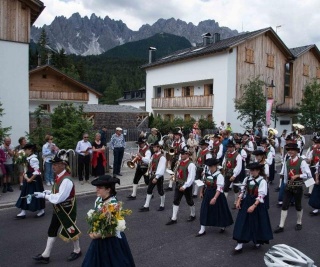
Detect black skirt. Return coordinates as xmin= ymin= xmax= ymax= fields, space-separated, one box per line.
xmin=309 ymin=184 xmax=320 ymax=209
xmin=233 ymin=195 xmax=273 ymax=244
xmin=200 ymin=187 xmax=233 ymax=227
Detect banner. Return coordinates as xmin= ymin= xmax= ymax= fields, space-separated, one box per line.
xmin=266 ymin=99 xmax=274 ymax=126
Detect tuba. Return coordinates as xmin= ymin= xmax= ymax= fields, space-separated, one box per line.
xmin=127 ymin=155 xmax=141 ymax=169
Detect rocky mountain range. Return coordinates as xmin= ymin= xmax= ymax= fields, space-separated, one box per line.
xmin=31 ymin=13 xmax=240 ymax=56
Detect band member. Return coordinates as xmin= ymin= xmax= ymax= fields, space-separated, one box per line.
xmin=193 ymin=139 xmax=212 ymax=198
xmin=260 ymin=138 xmax=275 ymax=184
xmin=242 ymin=131 xmax=254 ymax=165
xmin=196 ymin=158 xmax=233 ymax=237
xmin=210 ymin=133 xmax=223 ymax=163
xmin=234 ymin=138 xmax=247 ymax=184
xmin=164 ymin=130 xmax=186 ymax=191
xmin=233 ymin=162 xmax=273 ymax=253
xmin=127 ymin=137 xmax=152 ymax=200
xmin=166 ymin=146 xmax=196 ymax=225
xmin=306 ymin=134 xmax=320 ymax=199
xmin=139 ymin=140 xmax=167 ymax=212
xmin=33 ymin=153 xmax=81 ymax=264
xmin=222 ymin=140 xmax=242 ymax=208
xmin=274 ymin=143 xmax=312 ymax=233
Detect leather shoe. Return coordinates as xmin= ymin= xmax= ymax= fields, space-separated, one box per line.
xmin=33 ymin=254 xmax=50 ymax=264
xmin=195 ymin=231 xmax=206 ymax=237
xmin=34 ymin=213 xmax=45 ymax=218
xmin=127 ymin=195 xmax=136 ymax=200
xmin=164 ymin=187 xmax=173 ymax=191
xmin=274 ymin=226 xmax=284 ymax=233
xmin=166 ymin=219 xmax=177 ymax=225
xmin=295 ymin=224 xmax=302 ymax=231
xmin=187 ymin=215 xmax=196 ymax=222
xmin=310 ymin=211 xmax=318 ymax=216
xmin=15 ymin=215 xmax=26 ymax=219
xmin=157 ymin=206 xmax=165 ymax=211
xmin=67 ymin=251 xmax=82 ymax=261
xmin=139 ymin=207 xmax=149 ymax=212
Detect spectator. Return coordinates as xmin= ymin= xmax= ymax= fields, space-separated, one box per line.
xmin=15 ymin=136 xmax=27 ymax=190
xmin=0 ymin=147 xmax=6 ymax=184
xmin=92 ymin=132 xmax=106 ymax=177
xmin=99 ymin=126 xmax=107 ymax=146
xmin=187 ymin=133 xmax=198 ymax=162
xmin=75 ymin=133 xmax=92 ymax=184
xmin=218 ymin=121 xmax=226 ymax=133
xmin=42 ymin=135 xmax=59 ymax=186
xmin=147 ymin=128 xmax=159 ymax=145
xmin=226 ymin=122 xmax=233 ymax=133
xmin=1 ymin=137 xmax=15 ymax=193
xmin=110 ymin=127 xmax=126 ymax=178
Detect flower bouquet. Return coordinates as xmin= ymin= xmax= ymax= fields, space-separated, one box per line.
xmin=86 ymin=201 xmax=132 ymax=239
xmin=14 ymin=150 xmax=27 ymax=165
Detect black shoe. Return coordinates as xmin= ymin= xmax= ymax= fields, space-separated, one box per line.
xmin=34 ymin=213 xmax=45 ymax=218
xmin=187 ymin=215 xmax=196 ymax=222
xmin=274 ymin=226 xmax=284 ymax=233
xmin=33 ymin=254 xmax=50 ymax=264
xmin=219 ymin=228 xmax=225 ymax=233
xmin=157 ymin=206 xmax=165 ymax=211
xmin=310 ymin=211 xmax=318 ymax=216
xmin=304 ymin=193 xmax=311 ymax=198
xmin=166 ymin=219 xmax=177 ymax=225
xmin=67 ymin=251 xmax=82 ymax=261
xmin=139 ymin=207 xmax=149 ymax=212
xmin=164 ymin=187 xmax=173 ymax=191
xmin=274 ymin=187 xmax=280 ymax=192
xmin=127 ymin=195 xmax=136 ymax=200
xmin=7 ymin=186 xmax=13 ymax=192
xmin=15 ymin=215 xmax=26 ymax=219
xmin=2 ymin=187 xmax=7 ymax=193
xmin=195 ymin=231 xmax=206 ymax=237
xmin=192 ymin=195 xmax=198 ymax=198
xmin=117 ymin=173 xmax=123 ymax=176
xmin=295 ymin=224 xmax=302 ymax=231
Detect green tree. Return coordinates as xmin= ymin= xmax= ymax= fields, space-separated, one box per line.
xmin=37 ymin=28 xmax=49 ymax=65
xmin=234 ymin=76 xmax=266 ymax=128
xmin=50 ymin=103 xmax=94 ymax=148
xmin=0 ymin=102 xmax=12 ymax=143
xmin=100 ymin=76 xmax=122 ymax=104
xmin=297 ymin=79 xmax=320 ymax=132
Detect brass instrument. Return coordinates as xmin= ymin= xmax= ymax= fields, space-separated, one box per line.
xmin=169 ymin=147 xmax=175 ymax=156
xmin=127 ymin=155 xmax=141 ymax=169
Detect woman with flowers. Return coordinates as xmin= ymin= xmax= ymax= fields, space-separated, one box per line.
xmin=82 ymin=175 xmax=135 ymax=267
xmin=15 ymin=143 xmax=45 ymax=218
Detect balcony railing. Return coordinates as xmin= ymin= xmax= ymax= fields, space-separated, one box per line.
xmin=30 ymin=91 xmax=88 ymax=101
xmin=152 ymin=95 xmax=213 ymax=109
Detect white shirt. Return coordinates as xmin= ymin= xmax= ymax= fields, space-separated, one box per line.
xmin=181 ymin=160 xmax=196 ymax=189
xmin=45 ymin=170 xmax=73 ymax=204
xmin=138 ymin=145 xmax=152 ymax=165
xmin=240 ymin=176 xmax=267 ymax=203
xmin=76 ymin=140 xmax=92 ymax=156
xmin=243 ymin=138 xmax=254 ymax=152
xmin=152 ymin=152 xmax=166 ymax=179
xmin=222 ymin=150 xmax=243 ymax=177
xmin=280 ymin=156 xmax=312 ymax=183
xmin=205 ymin=170 xmax=224 ymax=192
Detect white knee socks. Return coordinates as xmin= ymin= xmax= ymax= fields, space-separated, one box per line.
xmin=73 ymin=239 xmax=81 ymax=253
xmin=190 ymin=205 xmax=195 ymax=217
xmin=297 ymin=210 xmax=303 ymax=225
xmin=172 ymin=205 xmax=179 ymax=220
xmin=144 ymin=194 xmax=153 ymax=208
xmin=131 ymin=184 xmax=138 ymax=197
xmin=279 ymin=210 xmax=288 ymax=228
xmin=42 ymin=237 xmax=56 ymax=257
xmin=160 ymin=195 xmax=165 ymax=207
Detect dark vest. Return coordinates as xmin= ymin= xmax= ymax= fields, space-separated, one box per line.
xmin=176 ymin=159 xmax=191 ymax=182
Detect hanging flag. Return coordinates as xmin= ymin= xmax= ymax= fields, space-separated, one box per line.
xmin=266 ymin=99 xmax=274 ymax=126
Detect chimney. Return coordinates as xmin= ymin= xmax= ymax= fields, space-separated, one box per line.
xmin=213 ymin=33 xmax=221 ymax=43
xmin=202 ymin=33 xmax=212 ymax=46
xmin=149 ymin=47 xmax=157 ymax=63
xmin=37 ymin=54 xmax=41 ymax=67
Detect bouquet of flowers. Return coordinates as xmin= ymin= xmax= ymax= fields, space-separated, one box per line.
xmin=14 ymin=150 xmax=27 ymax=165
xmin=86 ymin=201 xmax=132 ymax=239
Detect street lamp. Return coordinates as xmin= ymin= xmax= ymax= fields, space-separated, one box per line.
xmin=265 ymin=79 xmax=275 ymax=127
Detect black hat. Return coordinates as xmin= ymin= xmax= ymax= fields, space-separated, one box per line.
xmin=246 ymin=162 xmax=264 ymax=170
xmin=173 ymin=130 xmax=182 ymax=136
xmin=252 ymin=149 xmax=266 ymax=156
xmin=136 ymin=137 xmax=146 ymax=144
xmin=23 ymin=143 xmax=36 ymax=151
xmin=285 ymin=133 xmax=294 ymax=141
xmin=151 ymin=140 xmax=162 ymax=147
xmin=285 ymin=143 xmax=300 ymax=152
xmin=226 ymin=140 xmax=235 ymax=147
xmin=213 ymin=133 xmax=221 ymax=139
xmin=260 ymin=138 xmax=269 ymax=145
xmin=180 ymin=145 xmax=191 ymax=155
xmin=50 ymin=149 xmax=71 ymax=164
xmin=243 ymin=131 xmax=250 ymax=136
xmin=199 ymin=139 xmax=209 ymax=146
xmin=234 ymin=138 xmax=242 ymax=144
xmin=205 ymin=158 xmax=220 ymax=166
xmin=91 ymin=175 xmax=120 ymax=186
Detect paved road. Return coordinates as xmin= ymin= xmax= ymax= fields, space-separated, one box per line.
xmin=0 ymin=178 xmax=319 ymax=267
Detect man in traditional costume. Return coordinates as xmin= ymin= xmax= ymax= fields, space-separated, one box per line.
xmin=33 ymin=153 xmax=81 ymax=264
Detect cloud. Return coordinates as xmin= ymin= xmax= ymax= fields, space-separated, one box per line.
xmin=35 ymin=0 xmax=320 ymax=48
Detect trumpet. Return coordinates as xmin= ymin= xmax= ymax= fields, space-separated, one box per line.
xmin=127 ymin=155 xmax=141 ymax=169
xmin=169 ymin=147 xmax=175 ymax=156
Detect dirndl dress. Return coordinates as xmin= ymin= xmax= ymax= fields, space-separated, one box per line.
xmin=309 ymin=184 xmax=320 ymax=209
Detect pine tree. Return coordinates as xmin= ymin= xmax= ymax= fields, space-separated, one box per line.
xmin=0 ymin=102 xmax=12 ymax=143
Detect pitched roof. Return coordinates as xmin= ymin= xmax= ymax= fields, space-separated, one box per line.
xmin=142 ymin=27 xmax=293 ymax=69
xmin=20 ymin=0 xmax=45 ymax=24
xmin=29 ymin=65 xmax=103 ymax=97
xmin=290 ymin=44 xmax=320 ymax=61
xmin=74 ymin=104 xmax=146 ymax=113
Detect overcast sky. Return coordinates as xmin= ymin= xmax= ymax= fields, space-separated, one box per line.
xmin=35 ymin=0 xmax=320 ymax=49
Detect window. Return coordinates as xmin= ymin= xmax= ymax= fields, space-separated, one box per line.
xmin=182 ymin=86 xmax=194 ymax=97
xmin=164 ymin=88 xmax=174 ymax=98
xmin=39 ymin=104 xmax=50 ymax=112
xmin=245 ymin=48 xmax=254 ymax=63
xmin=42 ymin=74 xmax=47 ymax=79
xmin=266 ymin=54 xmax=275 ymax=68
xmin=184 ymin=114 xmax=191 ymax=121
xmin=303 ymin=64 xmax=309 ymax=76
xmin=164 ymin=114 xmax=174 ymax=121
xmin=316 ymin=67 xmax=320 ymax=79
xmin=284 ymin=63 xmax=292 ymax=97
xmin=204 ymin=84 xmax=213 ymax=96
xmin=156 ymin=87 xmax=161 ymax=97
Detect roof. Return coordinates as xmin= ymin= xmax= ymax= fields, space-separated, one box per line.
xmin=29 ymin=65 xmax=103 ymax=97
xmin=74 ymin=104 xmax=146 ymax=113
xmin=142 ymin=27 xmax=293 ymax=69
xmin=19 ymin=0 xmax=45 ymax=25
xmin=290 ymin=45 xmax=320 ymax=61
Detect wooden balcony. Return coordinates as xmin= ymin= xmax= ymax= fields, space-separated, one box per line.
xmin=30 ymin=91 xmax=88 ymax=101
xmin=152 ymin=95 xmax=213 ymax=109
